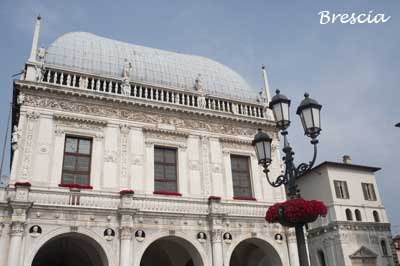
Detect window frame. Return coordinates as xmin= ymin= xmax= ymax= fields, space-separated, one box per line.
xmin=334 ymin=180 xmax=350 ymax=199
xmin=362 ymin=183 xmax=377 ymax=201
xmin=230 ymin=154 xmax=253 ymax=199
xmin=61 ymin=135 xmax=93 ymax=186
xmin=154 ymin=146 xmax=178 ymax=193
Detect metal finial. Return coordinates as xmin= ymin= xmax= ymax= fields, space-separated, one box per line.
xmin=304 ymin=92 xmax=309 ymax=98
xmin=275 ymin=89 xmax=280 ymax=94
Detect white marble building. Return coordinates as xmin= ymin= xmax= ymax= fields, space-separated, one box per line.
xmin=297 ymin=156 xmax=396 ymax=266
xmin=0 ymin=16 xmax=300 ymax=266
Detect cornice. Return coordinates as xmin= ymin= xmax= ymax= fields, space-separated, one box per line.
xmin=307 ymin=221 xmax=391 ymax=238
xmin=53 ymin=113 xmax=108 ymax=126
xmin=143 ymin=127 xmax=189 ymax=137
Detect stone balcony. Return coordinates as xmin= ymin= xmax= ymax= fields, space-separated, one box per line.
xmin=0 ymin=186 xmax=272 ymax=219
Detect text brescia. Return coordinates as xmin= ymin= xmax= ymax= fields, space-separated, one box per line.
xmin=318 ymin=10 xmax=391 ymax=24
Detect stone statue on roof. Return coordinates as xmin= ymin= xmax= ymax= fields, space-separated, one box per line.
xmin=122 ymin=59 xmax=132 ymax=80
xmin=195 ymin=74 xmax=206 ymax=109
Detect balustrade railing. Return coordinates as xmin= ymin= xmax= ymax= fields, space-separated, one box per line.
xmin=6 ymin=187 xmax=269 ymax=218
xmin=38 ymin=66 xmax=265 ymax=119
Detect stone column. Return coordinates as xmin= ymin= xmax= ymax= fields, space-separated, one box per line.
xmin=287 ymin=228 xmax=300 ymax=266
xmin=119 ymin=194 xmax=134 ymax=266
xmin=211 ymin=229 xmax=223 ymax=266
xmin=7 ymin=222 xmax=25 ymax=266
xmin=120 ymin=226 xmax=132 ymax=266
xmin=208 ymin=198 xmax=225 ymax=266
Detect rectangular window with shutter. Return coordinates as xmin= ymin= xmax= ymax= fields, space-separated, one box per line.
xmin=362 ymin=183 xmax=377 ymax=201
xmin=333 ymin=180 xmax=349 ymax=199
xmin=231 ymin=155 xmax=252 ymax=198
xmin=154 ymin=146 xmax=178 ymax=193
xmin=61 ymin=136 xmax=92 ymax=185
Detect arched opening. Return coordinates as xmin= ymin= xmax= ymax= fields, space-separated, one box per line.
xmin=346 ymin=208 xmax=353 ymax=221
xmin=373 ymin=211 xmax=380 ymax=222
xmin=229 ymin=238 xmax=282 ymax=266
xmin=140 ymin=236 xmax=203 ymax=266
xmin=32 ymin=232 xmax=108 ymax=266
xmin=317 ymin=250 xmax=327 ymax=266
xmin=381 ymin=240 xmax=388 ymax=256
xmin=355 ymin=209 xmax=362 ymax=221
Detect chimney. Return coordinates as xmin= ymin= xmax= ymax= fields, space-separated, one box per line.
xmin=343 ymin=155 xmax=352 ymax=164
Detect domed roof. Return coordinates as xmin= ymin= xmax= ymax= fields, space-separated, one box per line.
xmin=45 ymin=32 xmax=258 ymax=102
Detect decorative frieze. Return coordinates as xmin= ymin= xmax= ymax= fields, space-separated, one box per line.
xmin=20 ymin=111 xmax=39 ymax=179
xmin=23 ymin=94 xmax=272 ymax=137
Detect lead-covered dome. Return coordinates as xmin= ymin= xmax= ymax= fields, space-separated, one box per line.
xmin=45 ymin=32 xmax=258 ymax=102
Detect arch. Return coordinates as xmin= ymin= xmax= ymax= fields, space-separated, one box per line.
xmin=373 ymin=211 xmax=380 ymax=222
xmin=345 ymin=208 xmax=353 ymax=221
xmin=317 ymin=250 xmax=327 ymax=266
xmin=355 ymin=209 xmax=362 ymax=221
xmin=381 ymin=240 xmax=388 ymax=256
xmin=227 ymin=237 xmax=283 ymax=266
xmin=134 ymin=231 xmax=208 ymax=266
xmin=24 ymin=227 xmax=117 ymax=266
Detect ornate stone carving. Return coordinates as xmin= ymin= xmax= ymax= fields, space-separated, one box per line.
xmin=212 ymin=163 xmax=223 ymax=173
xmin=131 ymin=155 xmax=144 ymax=165
xmin=211 ymin=229 xmax=222 ymax=243
xmin=120 ymin=124 xmax=130 ymax=187
xmin=23 ymin=94 xmax=268 ymax=137
xmin=10 ymin=222 xmax=25 ymax=237
xmin=17 ymin=93 xmax=25 ymax=105
xmin=11 ymin=125 xmax=22 ymax=151
xmin=189 ymin=160 xmax=200 ymax=171
xmin=104 ymin=150 xmax=118 ymax=163
xmin=20 ymin=112 xmax=39 ymax=179
xmin=201 ymin=136 xmax=211 ymax=194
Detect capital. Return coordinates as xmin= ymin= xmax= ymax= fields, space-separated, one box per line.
xmin=120 ymin=226 xmax=132 ymax=240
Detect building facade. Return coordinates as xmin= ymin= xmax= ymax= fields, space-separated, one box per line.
xmin=297 ymin=156 xmax=396 ymax=266
xmin=0 ymin=17 xmax=300 ymax=266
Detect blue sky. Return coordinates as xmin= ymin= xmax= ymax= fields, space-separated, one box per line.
xmin=0 ymin=1 xmax=399 ymax=232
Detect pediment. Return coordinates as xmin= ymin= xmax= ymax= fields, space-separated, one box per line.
xmin=349 ymin=246 xmax=378 ymax=259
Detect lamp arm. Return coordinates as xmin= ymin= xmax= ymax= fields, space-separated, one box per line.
xmin=296 ymin=140 xmax=318 ymax=176
xmin=263 ymin=168 xmax=287 ymax=187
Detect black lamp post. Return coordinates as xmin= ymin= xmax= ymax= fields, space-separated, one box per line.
xmin=252 ymin=90 xmax=322 ymax=266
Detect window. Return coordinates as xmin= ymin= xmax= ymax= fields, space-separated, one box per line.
xmin=373 ymin=211 xmax=380 ymax=222
xmin=231 ymin=155 xmax=252 ymax=198
xmin=362 ymin=183 xmax=377 ymax=201
xmin=334 ymin=180 xmax=349 ymax=199
xmin=381 ymin=240 xmax=388 ymax=256
xmin=317 ymin=250 xmax=327 ymax=266
xmin=154 ymin=147 xmax=177 ymax=192
xmin=346 ymin=209 xmax=353 ymax=221
xmin=61 ymin=136 xmax=92 ymax=185
xmin=355 ymin=209 xmax=362 ymax=221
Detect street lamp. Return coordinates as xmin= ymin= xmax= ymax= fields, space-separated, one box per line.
xmin=252 ymin=90 xmax=322 ymax=266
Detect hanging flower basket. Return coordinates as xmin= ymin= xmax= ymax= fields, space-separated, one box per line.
xmin=15 ymin=181 xmax=31 ymax=187
xmin=266 ymin=198 xmax=328 ymax=227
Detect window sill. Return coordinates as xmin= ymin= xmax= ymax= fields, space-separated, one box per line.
xmin=153 ymin=191 xmax=182 ymax=196
xmin=233 ymin=196 xmax=257 ymax=201
xmin=59 ymin=184 xmax=93 ymax=190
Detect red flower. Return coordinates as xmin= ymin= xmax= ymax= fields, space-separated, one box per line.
xmin=208 ymin=196 xmax=221 ymax=201
xmin=15 ymin=181 xmax=31 ymax=187
xmin=120 ymin=189 xmax=134 ymax=195
xmin=233 ymin=196 xmax=257 ymax=201
xmin=266 ymin=198 xmax=328 ymax=226
xmin=153 ymin=191 xmax=182 ymax=196
xmin=59 ymin=183 xmax=93 ymax=189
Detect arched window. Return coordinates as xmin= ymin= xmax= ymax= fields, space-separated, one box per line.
xmin=317 ymin=250 xmax=327 ymax=266
xmin=355 ymin=209 xmax=362 ymax=221
xmin=346 ymin=209 xmax=353 ymax=221
xmin=373 ymin=211 xmax=380 ymax=222
xmin=381 ymin=240 xmax=388 ymax=256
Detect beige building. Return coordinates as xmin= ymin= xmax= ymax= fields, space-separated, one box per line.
xmin=297 ymin=156 xmax=396 ymax=266
xmin=0 ymin=17 xmax=302 ymax=266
